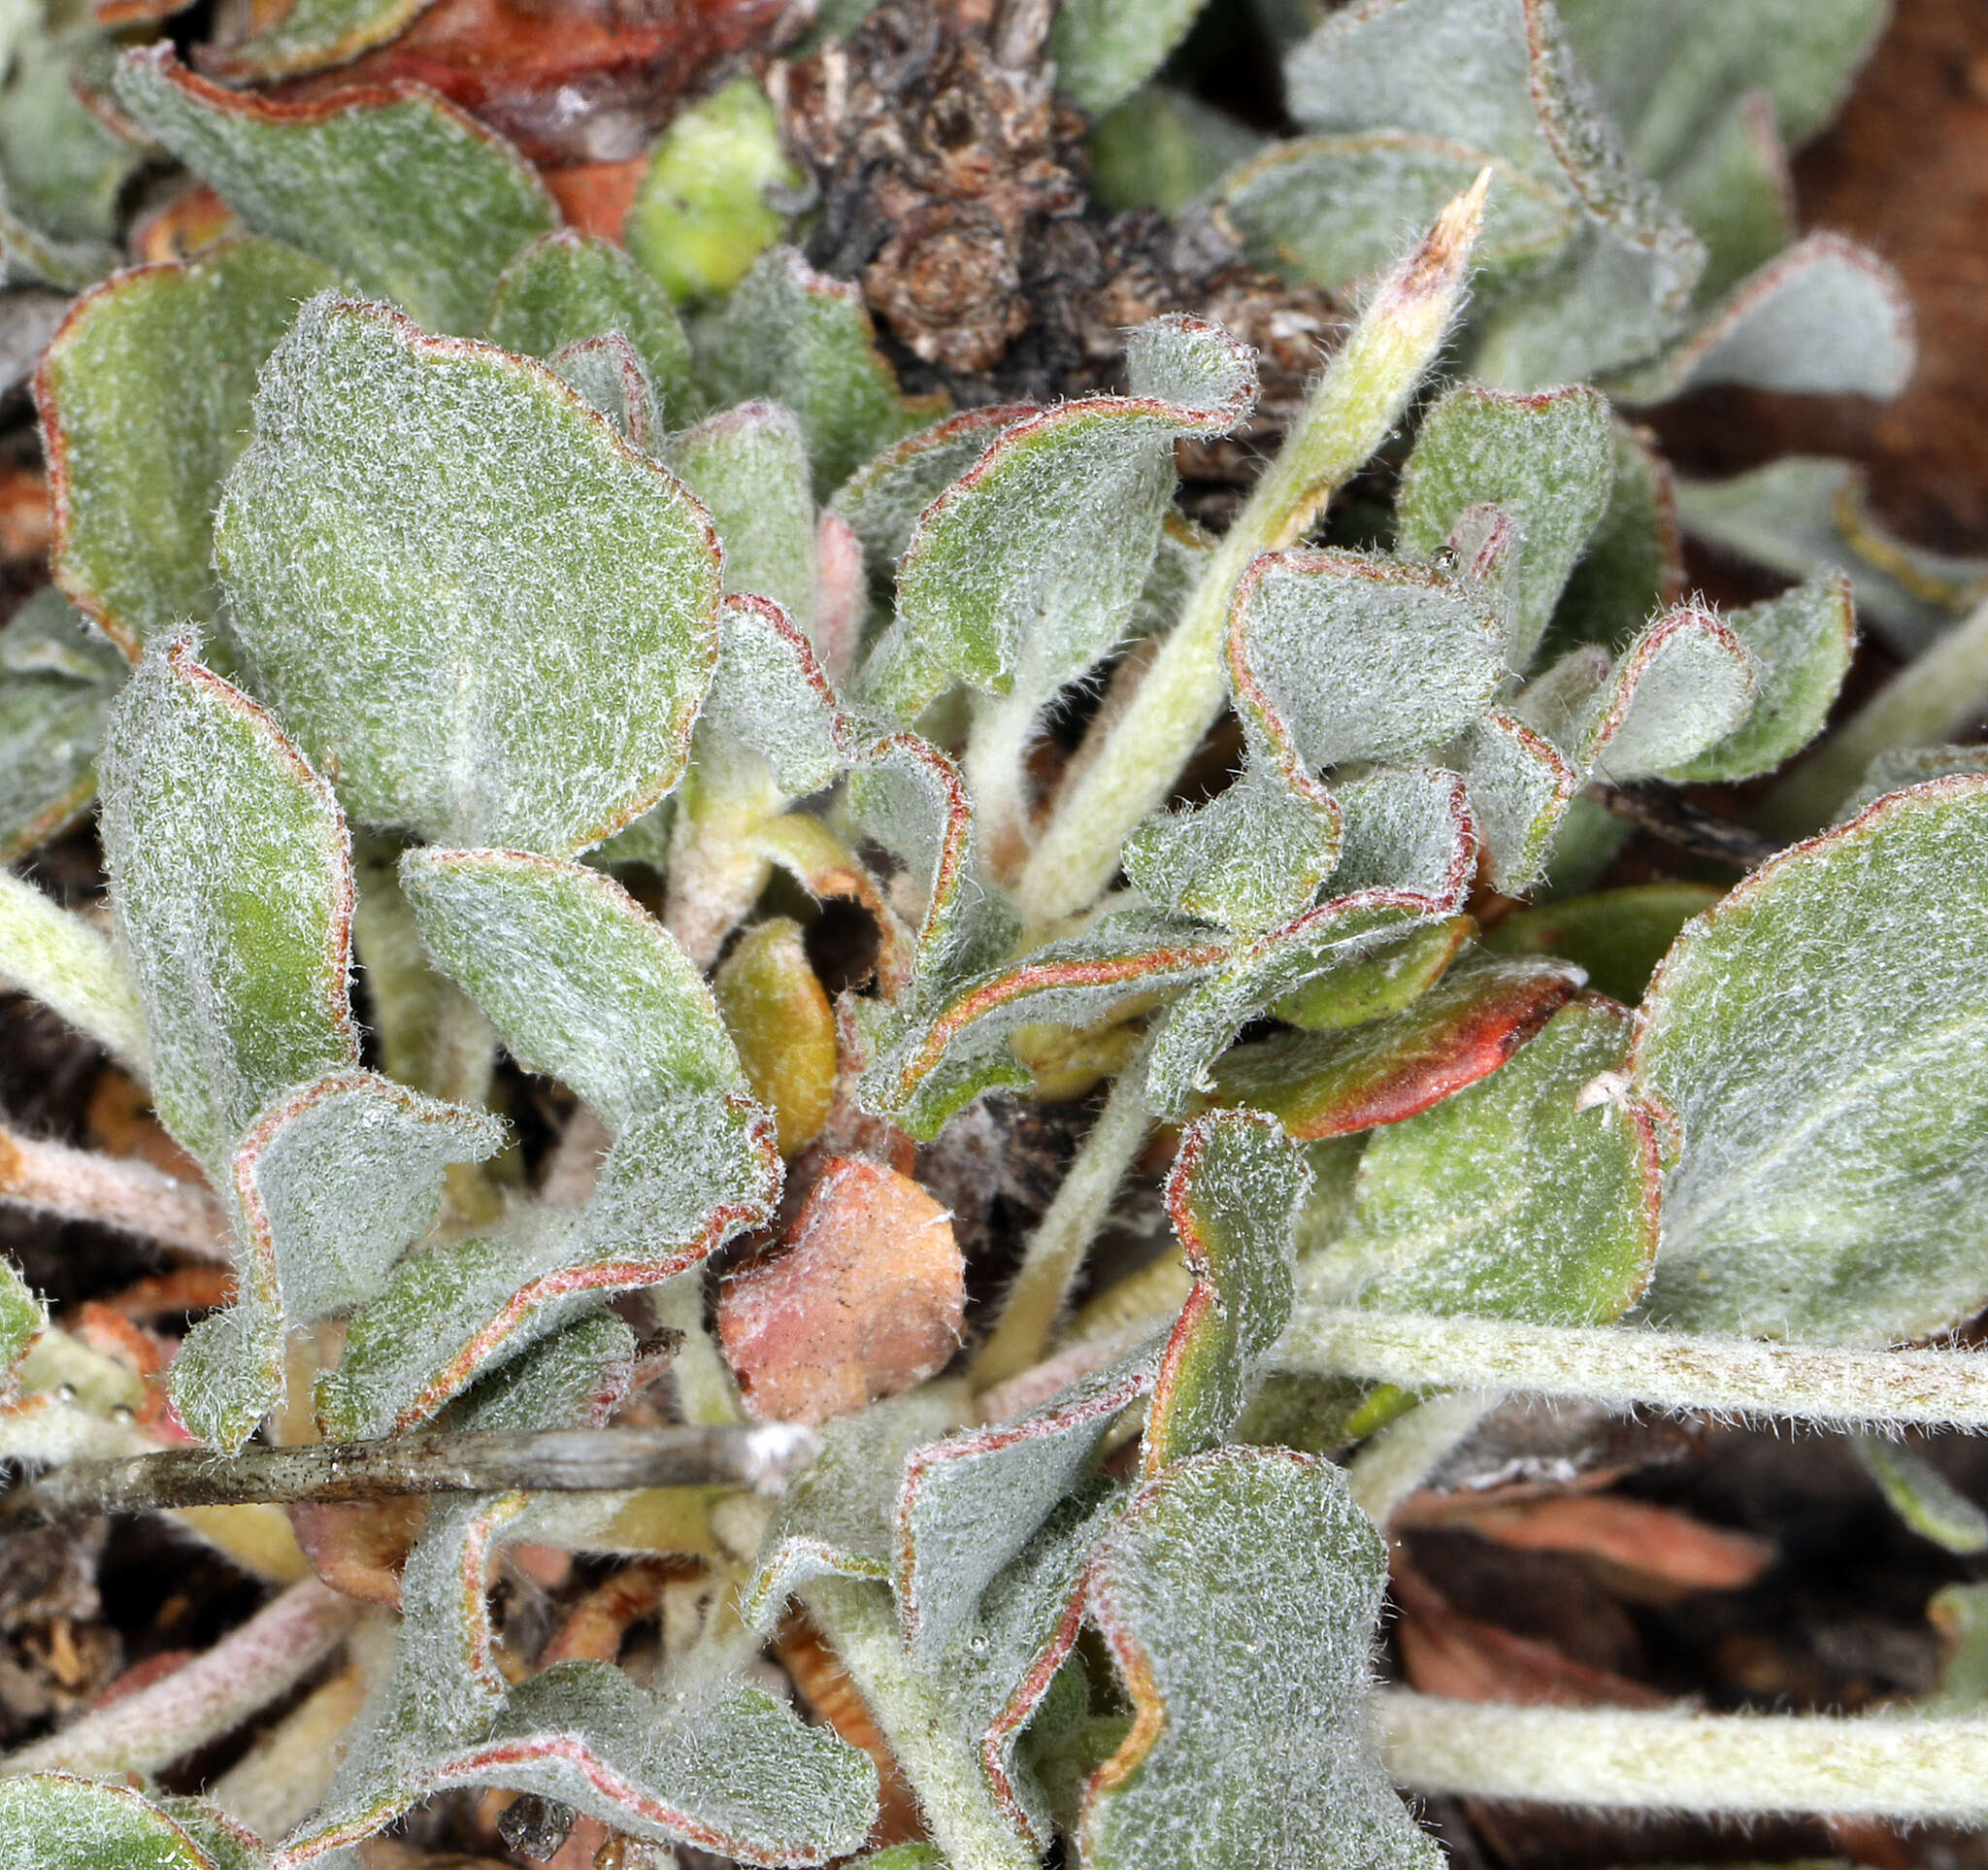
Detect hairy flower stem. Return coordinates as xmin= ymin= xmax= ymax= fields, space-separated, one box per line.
xmin=1284 ymin=1307 xmax=1988 ymax=1427
xmin=1375 ymin=1690 xmax=1988 ymax=1820
xmin=1762 ymin=590 xmax=1988 ymax=834
xmin=1345 ymin=1389 xmax=1502 ymax=1529
xmin=971 ymin=1050 xmax=1155 ymax=1387
xmin=0 ymin=869 xmax=147 ymax=1069
xmin=802 ymin=1577 xmax=1039 ymax=1870
xmin=0 ymin=1121 xmax=230 ymax=1258
xmin=0 ymin=1423 xmax=819 ymax=1525
xmin=1014 ymin=173 xmax=1490 ymax=926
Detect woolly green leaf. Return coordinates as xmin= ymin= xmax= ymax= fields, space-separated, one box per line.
xmin=98 ymin=635 xmax=356 ymax=1175
xmin=859 ymin=909 xmax=1228 ymax=1141
xmin=0 ymin=1776 xmax=253 ymax=1870
xmin=1548 ymin=421 xmax=1681 ymax=656
xmin=1661 ymin=88 xmax=1795 ymax=305
xmin=626 ymin=77 xmax=797 ymax=306
xmin=1144 ymin=770 xmax=1477 ymax=1116
xmin=1664 ymin=571 xmax=1854 ymax=782
xmin=1837 ymin=744 xmax=1988 ymax=823
xmin=1271 ymin=917 xmax=1470 ymax=1032
xmin=485 ymin=229 xmax=691 ymax=415
xmin=1482 ymin=880 xmax=1722 ymax=1005
xmin=1453 ymin=708 xmax=1576 ymax=893
xmin=1220 ymin=134 xmax=1572 ymax=294
xmin=0 ymin=868 xmax=145 ymax=1067
xmin=1225 ymin=549 xmax=1505 ymax=776
xmin=898 ymin=1355 xmax=1155 ymax=1662
xmin=111 ymin=47 xmax=558 ymax=336
xmin=1634 ymin=778 xmax=1988 ymax=1345
xmin=1854 ymin=1434 xmax=1988 ymax=1555
xmin=0 ymin=30 xmax=139 ymax=242
xmin=1570 ymin=603 xmax=1757 ymax=783
xmin=830 ymin=405 xmax=1025 ymax=579
xmin=0 ymin=586 xmax=126 ymax=685
xmin=1554 ymin=0 xmax=1885 ymax=178
xmin=691 ymin=247 xmax=942 ymax=500
xmin=1142 ymin=1110 xmax=1306 ymax=1471
xmin=215 ymin=294 xmax=722 ymax=854
xmin=197 ymin=0 xmax=442 ymax=82
xmin=1395 ymin=382 xmax=1614 ymax=669
xmin=547 ymin=332 xmax=659 ymax=451
xmin=1091 ymin=87 xmax=1266 ymax=216
xmin=1050 ymin=0 xmax=1208 ymax=114
xmin=175 ymin=1066 xmax=500 ymax=1449
xmin=1678 ymin=459 xmax=1988 ymax=659
xmin=40 ymin=237 xmax=337 ymax=656
xmin=400 ymin=848 xmax=743 ymax=1132
xmin=0 ymin=677 xmax=108 ymax=863
xmin=1211 ymin=952 xmax=1585 ymax=1140
xmin=1079 ymin=1447 xmax=1437 ymax=1870
xmin=698 ymin=594 xmax=845 ymax=799
xmin=430 ymin=1659 xmax=879 ymax=1864
xmin=1608 ymin=234 xmax=1913 ymax=404
xmin=0 ymin=198 xmax=115 ymax=291
xmin=744 ymin=1387 xmax=962 ymax=1630
xmin=0 ymin=1254 xmax=43 ymax=1377
xmin=1296 ymin=997 xmax=1660 ymax=1324
xmin=870 ymin=316 xmax=1256 ymax=718
xmin=1123 ymin=758 xmax=1342 ymax=937
xmin=672 ymin=400 xmax=817 ymax=627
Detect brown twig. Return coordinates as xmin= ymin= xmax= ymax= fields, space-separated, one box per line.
xmin=0 ymin=1423 xmax=820 ymax=1527
xmin=1591 ymin=781 xmax=1783 ymax=871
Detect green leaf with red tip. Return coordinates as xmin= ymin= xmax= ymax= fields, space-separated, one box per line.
xmin=691 ymin=247 xmax=943 ymax=500
xmin=699 ymin=594 xmax=846 ymax=800
xmin=1210 ymin=952 xmax=1585 ymax=1140
xmin=1660 ymin=88 xmax=1795 ymax=304
xmin=1124 ymin=758 xmax=1343 ymax=937
xmin=673 ymin=402 xmax=818 ymax=629
xmin=98 ymin=635 xmax=357 ymax=1178
xmin=1395 ymin=383 xmax=1615 ymax=669
xmin=1270 ymin=917 xmax=1471 ymax=1032
xmin=858 ymin=909 xmax=1229 ymax=1140
xmin=110 ymin=46 xmax=557 ymax=336
xmin=1078 ymin=1446 xmax=1438 ymax=1870
xmin=1482 ymin=880 xmax=1723 ymax=1005
xmin=1452 ymin=708 xmax=1576 ymax=893
xmin=1219 ymin=134 xmax=1572 ymax=295
xmin=217 ymin=295 xmax=722 ymax=855
xmin=1050 ymin=0 xmax=1206 ymax=113
xmin=1141 ymin=1110 xmax=1307 ymax=1472
xmin=866 ymin=316 xmax=1256 ymax=720
xmin=0 ymin=1776 xmax=259 ymax=1870
xmin=1225 ymin=548 xmax=1505 ymax=779
xmin=1296 ymin=996 xmax=1660 ymax=1324
xmin=1548 ymin=420 xmax=1682 ymax=655
xmin=1837 ymin=745 xmax=1988 ymax=823
xmin=1633 ymin=778 xmax=1988 ymax=1345
xmin=831 ymin=405 xmax=1028 ymax=580
xmin=0 ymin=594 xmax=118 ymax=859
xmin=196 ymin=0 xmax=444 ymax=83
xmin=485 ymin=229 xmax=690 ymax=415
xmin=1608 ymin=234 xmax=1913 ymax=403
xmin=399 ymin=848 xmax=746 ymax=1134
xmin=1663 ymin=570 xmax=1854 ymax=782
xmin=39 ymin=237 xmax=336 ymax=657
xmin=547 ymin=333 xmax=659 ymax=452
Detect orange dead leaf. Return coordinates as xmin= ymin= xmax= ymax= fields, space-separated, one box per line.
xmin=540 ymin=156 xmax=646 ymax=242
xmin=717 ymin=1155 xmax=963 ymax=1426
xmin=0 ymin=462 xmax=51 ymax=562
xmin=775 ymin=1611 xmax=924 ymax=1848
xmin=289 ymin=1497 xmax=426 ymax=1608
xmin=130 ymin=185 xmax=239 ymax=263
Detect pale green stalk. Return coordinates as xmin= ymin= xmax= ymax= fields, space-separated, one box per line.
xmin=0 ymin=868 xmax=146 ymax=1069
xmin=662 ymin=759 xmax=787 ymax=969
xmin=1376 ymin=1689 xmax=1988 ymax=1820
xmin=1763 ymin=591 xmax=1988 ymax=834
xmin=1014 ymin=172 xmax=1491 ymax=927
xmin=1853 ymin=1433 xmax=1988 ymax=1553
xmin=802 ymin=1577 xmax=1039 ymax=1870
xmin=1283 ymin=1306 xmax=1988 ymax=1428
xmin=650 ymin=1273 xmax=747 ymax=1427
xmin=971 ymin=1048 xmax=1155 ymax=1387
xmin=1345 ymin=1389 xmax=1502 ymax=1530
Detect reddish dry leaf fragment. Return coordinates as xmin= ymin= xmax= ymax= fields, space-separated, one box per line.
xmin=539 ymin=1560 xmax=674 ymax=1665
xmin=130 ymin=185 xmax=241 ymax=264
xmin=289 ymin=1496 xmax=427 ymax=1608
xmin=0 ymin=462 xmax=51 ymax=562
xmin=1437 ymin=1494 xmax=1776 ymax=1593
xmin=1392 ymin=1565 xmax=1668 ymax=1710
xmin=540 ymin=156 xmax=647 ymax=242
xmin=105 ymin=1264 xmax=239 ymax=1319
xmin=269 ymin=0 xmax=793 ymax=166
xmin=775 ymin=1611 xmax=924 ymax=1849
xmin=717 ymin=1155 xmax=963 ymax=1425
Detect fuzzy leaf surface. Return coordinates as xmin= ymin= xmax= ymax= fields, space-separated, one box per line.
xmin=1838 ymin=745 xmax=1988 ymax=822
xmin=98 ymin=636 xmax=356 ymax=1175
xmin=1661 ymin=87 xmax=1795 ymax=304
xmin=111 ymin=46 xmax=557 ymax=335
xmin=40 ymin=237 xmax=336 ymax=656
xmin=1079 ymin=1447 xmax=1437 ymax=1870
xmin=1548 ymin=422 xmax=1681 ymax=654
xmin=547 ymin=333 xmax=659 ymax=451
xmin=0 ymin=868 xmax=146 ymax=1067
xmin=1482 ymin=881 xmax=1722 ymax=1005
xmin=673 ymin=403 xmax=817 ymax=629
xmin=484 ymin=228 xmax=691 ymax=413
xmin=693 ymin=247 xmax=940 ymax=500
xmin=1049 ymin=0 xmax=1205 ymax=113
xmin=0 ymin=675 xmax=109 ymax=863
xmin=0 ymin=1777 xmax=252 ymax=1870
xmin=197 ymin=0 xmax=443 ymax=82
xmin=1297 ymin=997 xmax=1660 ymax=1324
xmin=700 ymin=596 xmax=845 ymax=798
xmin=1394 ymin=383 xmax=1614 ymax=669
xmin=1634 ymin=778 xmax=1988 ymax=1345
xmin=874 ymin=316 xmax=1254 ymax=717
xmin=1271 ymin=918 xmax=1470 ymax=1032
xmin=216 ymin=295 xmax=721 ymax=853
xmin=1453 ymin=709 xmax=1576 ymax=894
xmin=1561 ymin=604 xmax=1757 ymax=783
